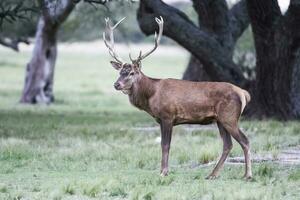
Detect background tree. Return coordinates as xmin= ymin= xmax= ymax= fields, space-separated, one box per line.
xmin=20 ymin=0 xmax=108 ymax=104
xmin=20 ymin=0 xmax=76 ymax=103
xmin=1 ymin=0 xmax=138 ymax=104
xmin=137 ymin=0 xmax=300 ymax=120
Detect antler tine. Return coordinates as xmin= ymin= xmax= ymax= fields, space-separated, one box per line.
xmin=112 ymin=17 xmax=125 ymax=29
xmin=129 ymin=53 xmax=134 ymax=62
xmin=132 ymin=16 xmax=164 ymax=63
xmin=129 ymin=50 xmax=142 ymax=63
xmin=103 ymin=17 xmax=125 ymax=64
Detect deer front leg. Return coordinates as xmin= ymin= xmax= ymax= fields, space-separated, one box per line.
xmin=160 ymin=120 xmax=173 ymax=176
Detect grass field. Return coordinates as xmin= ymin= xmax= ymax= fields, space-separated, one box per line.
xmin=0 ymin=43 xmax=300 ymax=200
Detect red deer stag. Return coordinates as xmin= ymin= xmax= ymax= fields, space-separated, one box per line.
xmin=103 ymin=17 xmax=252 ymax=179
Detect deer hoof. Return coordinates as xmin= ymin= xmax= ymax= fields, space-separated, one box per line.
xmin=243 ymin=174 xmax=253 ymax=180
xmin=205 ymin=174 xmax=218 ymax=180
xmin=160 ymin=169 xmax=169 ymax=177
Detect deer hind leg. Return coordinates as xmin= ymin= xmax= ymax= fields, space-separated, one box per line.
xmin=222 ymin=123 xmax=252 ymax=179
xmin=206 ymin=122 xmax=233 ymax=179
xmin=238 ymin=128 xmax=252 ymax=179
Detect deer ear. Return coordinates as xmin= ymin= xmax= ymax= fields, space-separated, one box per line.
xmin=110 ymin=61 xmax=122 ymax=70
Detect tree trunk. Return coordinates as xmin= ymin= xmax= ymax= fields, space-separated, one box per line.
xmin=246 ymin=0 xmax=300 ymax=119
xmin=290 ymin=49 xmax=300 ymax=117
xmin=20 ymin=0 xmax=75 ymax=104
xmin=20 ymin=17 xmax=57 ymax=103
xmin=183 ymin=56 xmax=211 ymax=81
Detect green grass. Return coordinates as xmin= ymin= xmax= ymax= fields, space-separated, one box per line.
xmin=0 ymin=45 xmax=300 ymax=199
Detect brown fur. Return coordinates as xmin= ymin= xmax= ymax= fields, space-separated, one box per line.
xmin=114 ymin=68 xmax=252 ymax=179
xmin=128 ymin=73 xmax=248 ymax=125
xmin=105 ymin=16 xmax=252 ymax=179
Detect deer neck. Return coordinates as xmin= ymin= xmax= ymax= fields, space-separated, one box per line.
xmin=128 ymin=73 xmax=158 ymax=111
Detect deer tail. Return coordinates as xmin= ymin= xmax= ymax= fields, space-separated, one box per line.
xmin=243 ymin=90 xmax=251 ymax=104
xmin=240 ymin=90 xmax=251 ymax=114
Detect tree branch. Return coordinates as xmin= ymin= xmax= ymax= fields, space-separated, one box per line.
xmin=0 ymin=36 xmax=29 ymax=51
xmin=41 ymin=0 xmax=109 ymax=26
xmin=0 ymin=0 xmax=38 ymax=25
xmin=192 ymin=0 xmax=228 ymax=31
xmin=83 ymin=0 xmax=108 ymax=5
xmin=40 ymin=0 xmax=76 ymax=26
xmin=137 ymin=0 xmax=246 ymax=85
xmin=192 ymin=0 xmax=232 ymax=51
xmin=55 ymin=0 xmax=76 ymax=23
xmin=229 ymin=0 xmax=250 ymax=43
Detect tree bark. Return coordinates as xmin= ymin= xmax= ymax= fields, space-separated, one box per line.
xmin=20 ymin=17 xmax=57 ymax=103
xmin=20 ymin=0 xmax=75 ymax=104
xmin=183 ymin=0 xmax=249 ymax=82
xmin=288 ymin=0 xmax=300 ymax=117
xmin=0 ymin=36 xmax=29 ymax=51
xmin=183 ymin=55 xmax=211 ymax=81
xmin=246 ymin=0 xmax=300 ymax=119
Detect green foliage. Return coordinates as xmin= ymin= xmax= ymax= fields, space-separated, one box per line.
xmin=143 ymin=191 xmax=155 ymax=200
xmin=109 ymin=186 xmax=127 ymax=198
xmin=288 ymin=169 xmax=300 ymax=181
xmin=82 ymin=183 xmax=101 ymax=197
xmin=0 ymin=0 xmax=38 ymax=41
xmin=234 ymin=26 xmax=256 ymax=79
xmin=63 ymin=183 xmax=76 ymax=195
xmin=257 ymin=164 xmax=274 ymax=178
xmin=0 ymin=0 xmax=256 ymax=52
xmin=0 ymin=0 xmax=38 ymax=26
xmin=59 ymin=1 xmax=143 ymax=42
xmin=0 ymin=184 xmax=8 ymax=193
xmin=235 ymin=26 xmax=255 ymax=52
xmin=59 ymin=1 xmax=197 ymax=44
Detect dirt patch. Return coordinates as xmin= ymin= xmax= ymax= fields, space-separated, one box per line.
xmin=132 ymin=126 xmax=160 ymax=133
xmin=132 ymin=124 xmax=217 ymax=133
xmin=226 ymin=146 xmax=300 ymax=165
xmin=188 ymin=147 xmax=300 ymax=169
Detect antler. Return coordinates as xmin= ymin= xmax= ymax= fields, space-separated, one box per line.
xmin=130 ymin=16 xmax=164 ymax=64
xmin=103 ymin=17 xmax=125 ymax=64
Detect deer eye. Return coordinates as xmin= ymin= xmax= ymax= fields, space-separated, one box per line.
xmin=129 ymin=72 xmax=134 ymax=76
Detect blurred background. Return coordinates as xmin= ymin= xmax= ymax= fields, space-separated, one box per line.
xmin=1 ymin=0 xmax=300 ymax=200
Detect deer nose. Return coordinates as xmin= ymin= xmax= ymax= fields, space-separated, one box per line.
xmin=114 ymin=82 xmax=121 ymax=90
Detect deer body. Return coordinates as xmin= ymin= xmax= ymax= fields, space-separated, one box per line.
xmin=129 ymin=75 xmax=250 ymax=126
xmin=103 ymin=17 xmax=252 ymax=179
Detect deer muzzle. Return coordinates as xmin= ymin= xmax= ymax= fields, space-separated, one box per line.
xmin=114 ymin=82 xmax=123 ymax=90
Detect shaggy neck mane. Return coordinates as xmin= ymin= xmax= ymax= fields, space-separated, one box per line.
xmin=128 ymin=73 xmax=158 ymax=112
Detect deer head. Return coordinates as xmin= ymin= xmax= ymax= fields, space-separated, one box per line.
xmin=103 ymin=16 xmax=164 ymax=94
